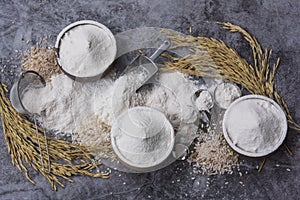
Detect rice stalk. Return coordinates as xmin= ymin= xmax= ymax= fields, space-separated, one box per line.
xmin=0 ymin=84 xmax=109 ymax=190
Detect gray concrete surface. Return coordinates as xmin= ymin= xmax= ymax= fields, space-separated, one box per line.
xmin=0 ymin=0 xmax=299 ymax=199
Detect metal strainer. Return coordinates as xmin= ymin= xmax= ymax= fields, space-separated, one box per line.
xmin=10 ymin=70 xmax=51 ymax=172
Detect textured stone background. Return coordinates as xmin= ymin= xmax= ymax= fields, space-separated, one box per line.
xmin=0 ymin=0 xmax=299 ymax=199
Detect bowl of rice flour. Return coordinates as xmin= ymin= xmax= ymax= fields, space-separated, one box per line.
xmin=111 ymin=106 xmax=175 ymax=170
xmin=222 ymin=95 xmax=287 ymax=157
xmin=55 ymin=20 xmax=117 ymax=78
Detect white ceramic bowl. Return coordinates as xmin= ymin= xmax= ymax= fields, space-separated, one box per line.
xmin=222 ymin=95 xmax=287 ymax=157
xmin=55 ymin=20 xmax=117 ymax=79
xmin=111 ymin=106 xmax=175 ymax=170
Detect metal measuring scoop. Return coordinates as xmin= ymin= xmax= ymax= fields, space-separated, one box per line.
xmin=135 ymin=40 xmax=171 ymax=92
xmin=10 ymin=71 xmax=51 ymax=172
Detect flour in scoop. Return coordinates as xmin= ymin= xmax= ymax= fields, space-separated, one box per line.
xmin=214 ymin=82 xmax=241 ymax=109
xmin=59 ymin=24 xmax=116 ymax=77
xmin=195 ymin=90 xmax=213 ymax=111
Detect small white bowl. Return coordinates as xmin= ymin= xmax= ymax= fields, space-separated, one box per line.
xmin=222 ymin=95 xmax=287 ymax=157
xmin=111 ymin=106 xmax=175 ymax=170
xmin=55 ymin=20 xmax=117 ymax=79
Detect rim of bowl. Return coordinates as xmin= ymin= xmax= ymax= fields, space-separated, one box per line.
xmin=111 ymin=106 xmax=175 ymax=169
xmin=54 ymin=20 xmax=117 ymax=79
xmin=222 ymin=94 xmax=288 ymax=157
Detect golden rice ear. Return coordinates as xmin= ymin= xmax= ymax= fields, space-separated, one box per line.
xmin=163 ymin=23 xmax=299 ymax=131
xmin=0 ymin=84 xmax=109 ymax=190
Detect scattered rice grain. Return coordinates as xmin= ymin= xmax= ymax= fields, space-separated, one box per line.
xmin=188 ymin=129 xmax=239 ymax=175
xmin=22 ymin=46 xmax=61 ymax=81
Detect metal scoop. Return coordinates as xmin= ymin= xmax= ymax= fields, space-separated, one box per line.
xmin=135 ymin=40 xmax=171 ymax=91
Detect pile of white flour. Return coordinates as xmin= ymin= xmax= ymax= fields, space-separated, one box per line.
xmin=112 ymin=67 xmax=199 ymax=131
xmin=21 ymin=69 xmax=199 ymax=137
xmin=21 ymin=74 xmax=114 ymax=133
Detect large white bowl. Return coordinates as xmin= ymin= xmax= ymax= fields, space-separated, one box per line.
xmin=111 ymin=106 xmax=175 ymax=170
xmin=222 ymin=95 xmax=287 ymax=157
xmin=55 ymin=20 xmax=117 ymax=79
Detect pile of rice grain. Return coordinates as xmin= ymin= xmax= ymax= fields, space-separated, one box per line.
xmin=188 ymin=129 xmax=239 ymax=175
xmin=22 ymin=46 xmax=61 ymax=81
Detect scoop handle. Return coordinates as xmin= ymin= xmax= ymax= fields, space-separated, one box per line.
xmin=135 ymin=40 xmax=171 ymax=92
xmin=149 ymin=39 xmax=171 ymax=61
